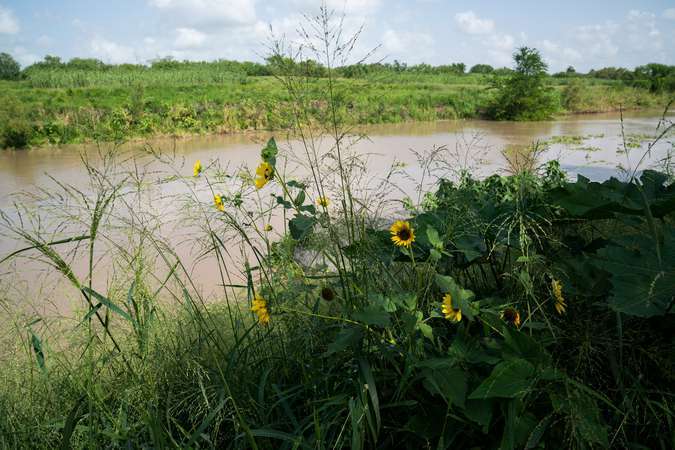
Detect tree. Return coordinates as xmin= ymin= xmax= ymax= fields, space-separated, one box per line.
xmin=0 ymin=53 xmax=21 ymax=80
xmin=487 ymin=47 xmax=558 ymax=120
xmin=469 ymin=64 xmax=494 ymax=74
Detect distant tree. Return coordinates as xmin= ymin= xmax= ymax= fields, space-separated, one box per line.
xmin=493 ymin=67 xmax=514 ymax=76
xmin=0 ymin=53 xmax=21 ymax=80
xmin=66 ymin=58 xmax=108 ymax=70
xmin=469 ymin=64 xmax=494 ymax=74
xmin=634 ymin=63 xmax=675 ymax=93
xmin=42 ymin=55 xmax=63 ymax=67
xmin=487 ymin=47 xmax=558 ymax=120
xmin=566 ymin=66 xmax=576 ymax=74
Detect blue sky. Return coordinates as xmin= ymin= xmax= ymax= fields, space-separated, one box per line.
xmin=0 ymin=1 xmax=674 ymax=72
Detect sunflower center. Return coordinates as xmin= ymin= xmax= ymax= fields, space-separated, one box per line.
xmin=397 ymin=229 xmax=411 ymax=241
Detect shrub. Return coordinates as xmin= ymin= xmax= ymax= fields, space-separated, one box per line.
xmin=1 ymin=122 xmax=31 ymax=148
xmin=0 ymin=53 xmax=21 ymax=80
xmin=487 ymin=47 xmax=559 ymax=120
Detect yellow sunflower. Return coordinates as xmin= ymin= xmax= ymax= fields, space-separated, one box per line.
xmin=390 ymin=220 xmax=415 ymax=248
xmin=552 ymin=279 xmax=566 ymax=315
xmin=213 ymin=194 xmax=225 ymax=212
xmin=254 ymin=161 xmax=274 ymax=189
xmin=193 ymin=159 xmax=202 ymax=177
xmin=316 ymin=196 xmax=330 ymax=207
xmin=441 ymin=293 xmax=462 ymax=322
xmin=500 ymin=307 xmax=521 ymax=327
xmin=251 ymin=293 xmax=270 ymax=325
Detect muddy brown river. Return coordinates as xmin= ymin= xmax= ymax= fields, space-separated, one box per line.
xmin=0 ymin=111 xmax=673 ymax=317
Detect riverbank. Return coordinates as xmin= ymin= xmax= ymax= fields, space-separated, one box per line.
xmin=1 ymin=74 xmax=668 ymax=150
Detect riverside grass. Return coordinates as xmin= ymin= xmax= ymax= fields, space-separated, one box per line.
xmin=0 ymin=68 xmax=668 ymax=149
xmin=2 ymin=9 xmax=675 ymax=450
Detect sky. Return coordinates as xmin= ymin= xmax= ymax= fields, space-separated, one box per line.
xmin=0 ymin=0 xmax=674 ymax=72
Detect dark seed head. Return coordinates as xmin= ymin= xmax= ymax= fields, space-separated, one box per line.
xmin=397 ymin=229 xmax=411 ymax=241
xmin=321 ymin=287 xmax=335 ymax=301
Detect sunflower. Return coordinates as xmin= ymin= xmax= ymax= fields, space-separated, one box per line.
xmin=500 ymin=307 xmax=521 ymax=327
xmin=251 ymin=293 xmax=270 ymax=325
xmin=316 ymin=196 xmax=330 ymax=207
xmin=193 ymin=160 xmax=202 ymax=177
xmin=254 ymin=161 xmax=274 ymax=189
xmin=390 ymin=220 xmax=415 ymax=248
xmin=213 ymin=194 xmax=225 ymax=212
xmin=441 ymin=293 xmax=462 ymax=322
xmin=552 ymin=279 xmax=566 ymax=315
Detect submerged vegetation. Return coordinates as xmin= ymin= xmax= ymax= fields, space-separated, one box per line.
xmin=1 ymin=7 xmax=675 ymax=450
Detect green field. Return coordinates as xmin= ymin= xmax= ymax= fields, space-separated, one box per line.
xmin=0 ymin=65 xmax=668 ymax=149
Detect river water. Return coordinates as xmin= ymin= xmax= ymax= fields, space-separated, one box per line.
xmin=0 ymin=111 xmax=672 ymax=317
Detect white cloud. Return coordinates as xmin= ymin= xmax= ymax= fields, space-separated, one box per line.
xmin=539 ymin=39 xmax=581 ymax=71
xmin=12 ymin=46 xmax=38 ymax=66
xmin=174 ymin=27 xmax=207 ymax=49
xmin=0 ymin=6 xmax=19 ymax=34
xmin=292 ymin=0 xmax=381 ymax=16
xmin=574 ymin=22 xmax=619 ymax=59
xmin=454 ymin=11 xmax=494 ymax=35
xmin=36 ymin=35 xmax=53 ymax=47
xmin=662 ymin=8 xmax=675 ymax=20
xmin=149 ymin=0 xmax=257 ymax=28
xmin=486 ymin=34 xmax=515 ymax=66
xmin=90 ymin=38 xmax=137 ymax=64
xmin=381 ymin=29 xmax=435 ymax=62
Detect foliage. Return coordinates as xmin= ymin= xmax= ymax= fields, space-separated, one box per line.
xmin=487 ymin=47 xmax=560 ymax=120
xmin=1 ymin=11 xmax=674 ymax=448
xmin=0 ymin=52 xmax=21 ymax=80
xmin=469 ymin=63 xmax=494 ymax=74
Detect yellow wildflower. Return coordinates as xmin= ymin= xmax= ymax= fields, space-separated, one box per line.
xmin=317 ymin=196 xmax=330 ymax=207
xmin=193 ymin=160 xmax=202 ymax=177
xmin=500 ymin=308 xmax=521 ymax=327
xmin=441 ymin=293 xmax=462 ymax=322
xmin=251 ymin=293 xmax=270 ymax=325
xmin=552 ymin=279 xmax=566 ymax=315
xmin=254 ymin=161 xmax=274 ymax=189
xmin=213 ymin=194 xmax=225 ymax=212
xmin=390 ymin=220 xmax=415 ymax=248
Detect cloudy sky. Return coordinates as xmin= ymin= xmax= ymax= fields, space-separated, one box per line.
xmin=0 ymin=0 xmax=674 ymax=72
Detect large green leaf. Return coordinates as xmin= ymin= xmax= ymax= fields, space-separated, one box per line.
xmin=353 ymin=306 xmax=391 ymax=328
xmin=469 ymin=359 xmax=535 ymax=399
xmin=548 ymin=172 xmax=675 ymax=219
xmin=288 ymin=214 xmax=316 ymax=240
xmin=418 ymin=359 xmax=468 ymax=407
xmin=595 ymin=231 xmax=675 ymax=317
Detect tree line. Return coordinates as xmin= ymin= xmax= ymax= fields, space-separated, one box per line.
xmin=1 ymin=50 xmax=674 ymax=93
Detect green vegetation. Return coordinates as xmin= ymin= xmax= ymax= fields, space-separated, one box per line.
xmin=487 ymin=47 xmax=558 ymax=120
xmin=1 ymin=11 xmax=675 ymax=448
xmin=0 ymin=53 xmax=21 ymax=81
xmin=1 ymin=47 xmax=672 ymax=149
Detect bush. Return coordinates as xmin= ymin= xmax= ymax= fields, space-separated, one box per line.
xmin=487 ymin=47 xmax=559 ymax=120
xmin=0 ymin=53 xmax=21 ymax=80
xmin=469 ymin=64 xmax=494 ymax=74
xmin=1 ymin=120 xmax=32 ymax=148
